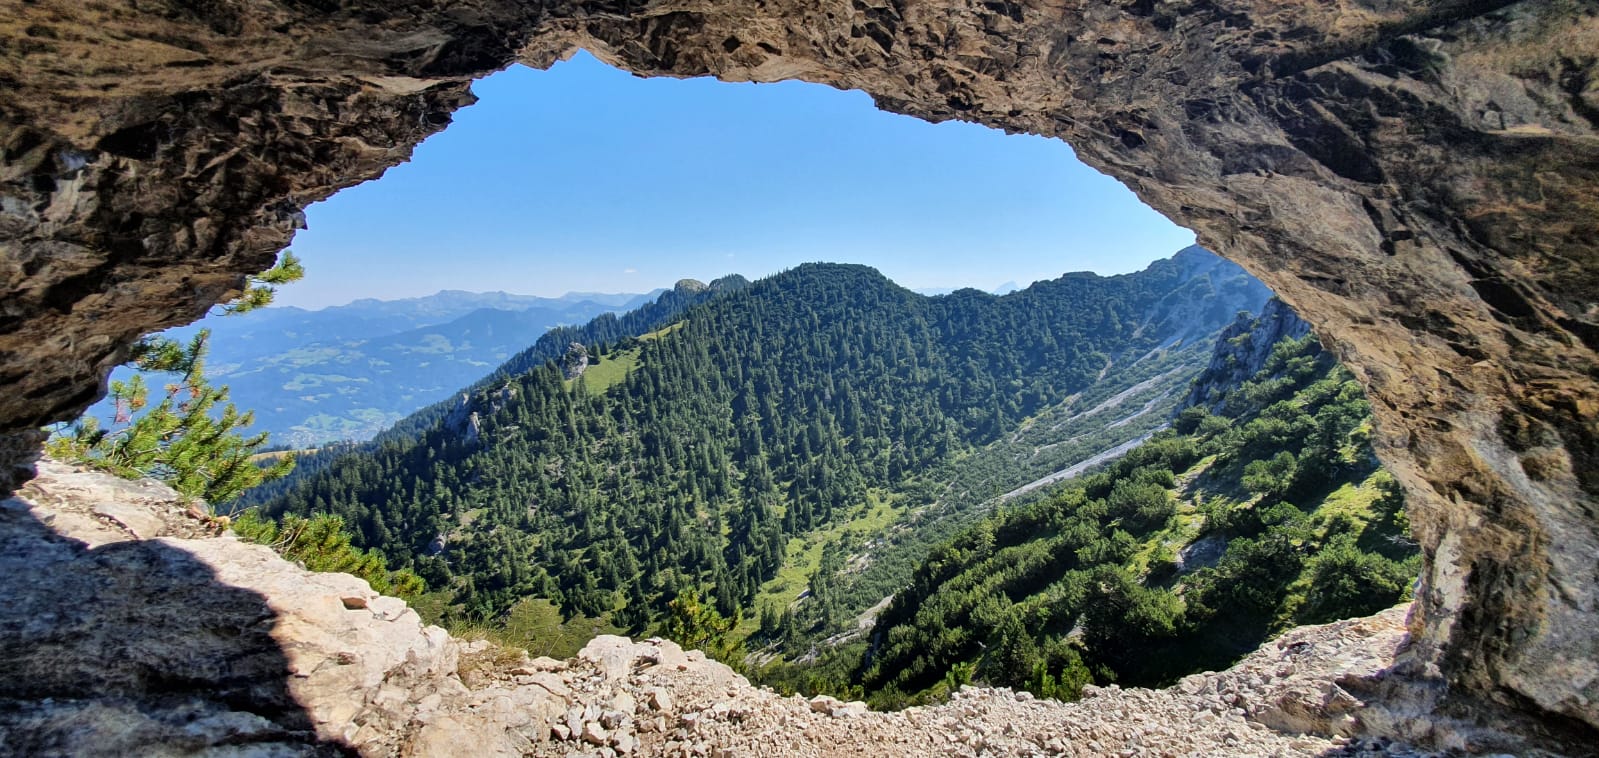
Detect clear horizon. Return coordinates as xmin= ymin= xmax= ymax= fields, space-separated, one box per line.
xmin=271 ymin=51 xmax=1195 ymax=310
xmin=268 ymin=254 xmax=1196 ymax=312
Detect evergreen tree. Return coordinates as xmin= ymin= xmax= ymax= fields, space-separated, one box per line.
xmin=47 ymin=252 xmax=304 ymax=507
xmin=864 ymin=323 xmax=1418 ymax=701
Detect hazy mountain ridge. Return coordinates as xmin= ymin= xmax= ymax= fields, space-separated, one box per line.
xmin=88 ymin=290 xmax=652 ymax=447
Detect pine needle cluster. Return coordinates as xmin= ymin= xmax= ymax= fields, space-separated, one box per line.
xmin=45 ymin=253 xmax=305 ymax=508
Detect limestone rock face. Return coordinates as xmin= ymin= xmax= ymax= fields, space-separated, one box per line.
xmin=562 ymin=341 xmax=591 ymax=380
xmin=0 ymin=459 xmax=567 ymax=756
xmin=1186 ymin=297 xmax=1313 ymax=410
xmin=1 ymin=0 xmax=1596 ymax=734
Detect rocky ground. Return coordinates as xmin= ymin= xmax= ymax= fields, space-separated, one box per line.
xmin=0 ymin=461 xmax=1551 ymax=756
xmin=511 ymin=613 xmax=1424 ymax=758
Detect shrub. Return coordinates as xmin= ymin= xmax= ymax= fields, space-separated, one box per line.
xmin=233 ymin=510 xmax=425 ymax=598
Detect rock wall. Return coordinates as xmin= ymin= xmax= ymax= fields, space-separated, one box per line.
xmin=1 ymin=0 xmax=1595 ymax=734
xmin=1186 ymin=297 xmax=1313 ymax=411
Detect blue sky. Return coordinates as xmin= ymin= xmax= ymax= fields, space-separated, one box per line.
xmin=274 ymin=51 xmax=1194 ymax=309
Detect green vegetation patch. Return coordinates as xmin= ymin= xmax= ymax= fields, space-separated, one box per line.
xmin=233 ymin=511 xmax=425 ymax=598
xmin=741 ymin=490 xmax=900 ymax=639
xmin=448 ymin=598 xmax=625 ymax=660
xmin=572 ymin=345 xmax=642 ymax=394
xmin=858 ymin=329 xmax=1419 ymax=707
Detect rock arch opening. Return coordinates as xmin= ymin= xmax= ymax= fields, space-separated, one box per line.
xmin=95 ymin=51 xmax=1394 ymax=707
xmin=124 ymin=51 xmax=1208 ymax=447
xmin=2 ymin=0 xmax=1596 ymax=743
xmin=274 ymin=53 xmax=1199 ymax=313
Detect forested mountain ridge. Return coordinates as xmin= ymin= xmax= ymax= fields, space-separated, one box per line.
xmin=236 ymin=277 xmax=750 ymax=506
xmin=493 ymin=276 xmax=753 ymax=382
xmin=258 ymin=252 xmax=1270 ymax=655
xmin=833 ymin=303 xmax=1418 ymax=707
xmin=377 ymin=275 xmax=753 ymax=443
xmin=752 ymin=247 xmax=1270 ymax=644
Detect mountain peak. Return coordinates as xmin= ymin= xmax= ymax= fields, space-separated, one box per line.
xmin=1169 ymin=245 xmax=1229 ymax=276
xmin=708 ymin=274 xmax=750 ymax=291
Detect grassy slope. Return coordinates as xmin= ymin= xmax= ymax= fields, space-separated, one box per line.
xmin=739 ymin=489 xmax=902 ymax=639
xmin=574 ymin=349 xmax=640 ymax=393
xmin=569 ymin=322 xmax=685 ymax=394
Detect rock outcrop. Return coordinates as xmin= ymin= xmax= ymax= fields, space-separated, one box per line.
xmin=672 ymin=279 xmax=710 ymax=296
xmin=1 ymin=0 xmax=1596 ymax=736
xmin=1141 ymin=246 xmax=1274 ymax=344
xmin=10 ymin=459 xmax=1574 ymax=756
xmin=562 ymin=342 xmax=591 ymax=381
xmin=1186 ymin=297 xmax=1314 ymax=411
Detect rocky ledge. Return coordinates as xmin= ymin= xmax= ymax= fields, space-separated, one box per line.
xmin=4 ymin=459 xmax=1571 ymax=757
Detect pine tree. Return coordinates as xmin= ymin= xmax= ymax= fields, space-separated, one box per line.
xmin=46 ymin=252 xmax=304 ymax=508
xmin=49 ymin=329 xmax=294 ymax=506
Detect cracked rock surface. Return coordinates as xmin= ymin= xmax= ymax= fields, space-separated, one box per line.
xmin=1 ymin=0 xmax=1597 ymax=736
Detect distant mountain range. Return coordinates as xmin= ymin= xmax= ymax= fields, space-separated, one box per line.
xmin=87 ymin=290 xmax=654 ymax=447
xmin=914 ymin=280 xmax=1033 ymax=297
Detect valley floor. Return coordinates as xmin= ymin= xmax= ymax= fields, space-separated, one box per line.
xmin=0 ymin=459 xmax=1481 ymax=757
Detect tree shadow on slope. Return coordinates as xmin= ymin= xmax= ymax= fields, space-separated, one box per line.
xmin=0 ymin=502 xmax=353 ymax=757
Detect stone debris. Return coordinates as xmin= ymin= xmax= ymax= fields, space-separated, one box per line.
xmin=445 ymin=602 xmax=1435 ymax=758
xmin=0 ymin=460 xmax=1490 ymax=756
